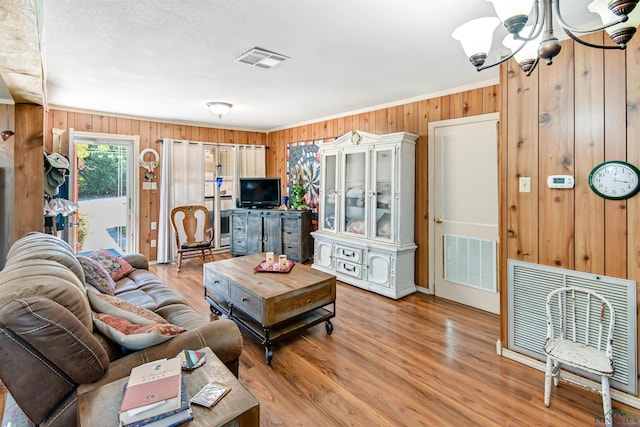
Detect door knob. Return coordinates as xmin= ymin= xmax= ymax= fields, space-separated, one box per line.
xmin=434 ymin=217 xmax=443 ymax=224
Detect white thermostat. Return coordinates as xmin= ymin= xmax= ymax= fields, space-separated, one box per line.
xmin=547 ymin=175 xmax=575 ymax=189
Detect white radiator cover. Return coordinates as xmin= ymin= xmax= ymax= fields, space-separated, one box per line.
xmin=508 ymin=259 xmax=637 ymax=394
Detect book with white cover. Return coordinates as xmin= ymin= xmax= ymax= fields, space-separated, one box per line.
xmin=119 ymin=357 xmax=182 ymax=425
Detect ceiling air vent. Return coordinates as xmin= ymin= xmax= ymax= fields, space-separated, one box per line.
xmin=236 ymin=47 xmax=289 ymax=69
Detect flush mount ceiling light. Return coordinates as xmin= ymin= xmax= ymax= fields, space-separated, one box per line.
xmin=207 ymin=102 xmax=233 ymax=119
xmin=452 ymin=0 xmax=640 ymax=76
xmin=236 ymin=47 xmax=289 ymax=69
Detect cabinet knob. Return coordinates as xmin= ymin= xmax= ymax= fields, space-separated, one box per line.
xmin=435 ymin=217 xmax=443 ymax=224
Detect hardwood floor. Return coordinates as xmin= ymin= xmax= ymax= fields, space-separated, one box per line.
xmin=152 ymin=255 xmax=637 ymax=427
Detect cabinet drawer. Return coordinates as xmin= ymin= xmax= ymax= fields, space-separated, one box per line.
xmin=282 ymin=230 xmax=298 ymax=244
xmin=336 ymin=260 xmax=362 ymax=278
xmin=272 ymin=284 xmax=335 ymax=324
xmin=283 ymin=243 xmax=300 ymax=261
xmin=335 ymin=245 xmax=362 ymax=263
xmin=204 ymin=272 xmax=230 ymax=298
xmin=232 ymin=228 xmax=247 ymax=240
xmin=231 ymin=239 xmax=248 ymax=254
xmin=282 ymin=218 xmax=300 ymax=232
xmin=230 ymin=285 xmax=262 ymax=321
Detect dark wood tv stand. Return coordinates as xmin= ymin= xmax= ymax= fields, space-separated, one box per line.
xmin=230 ymin=208 xmax=313 ymax=262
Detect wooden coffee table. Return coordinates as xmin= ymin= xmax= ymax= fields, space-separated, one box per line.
xmin=77 ymin=347 xmax=259 ymax=426
xmin=204 ymin=253 xmax=336 ymax=364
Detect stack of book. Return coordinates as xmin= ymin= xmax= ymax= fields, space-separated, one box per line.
xmin=118 ymin=357 xmax=193 ymax=427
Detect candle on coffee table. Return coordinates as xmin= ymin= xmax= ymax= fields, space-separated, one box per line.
xmin=266 ymin=252 xmax=275 ymax=266
xmin=278 ymin=254 xmax=287 ymax=269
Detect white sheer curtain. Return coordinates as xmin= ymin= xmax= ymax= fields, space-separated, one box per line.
xmin=157 ymin=139 xmax=205 ymax=263
xmin=237 ymin=145 xmax=266 ymax=177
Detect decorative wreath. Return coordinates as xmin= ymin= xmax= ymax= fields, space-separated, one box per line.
xmin=139 ymin=148 xmax=160 ymax=173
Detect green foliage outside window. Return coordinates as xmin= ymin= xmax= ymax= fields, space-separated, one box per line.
xmin=76 ymin=144 xmax=127 ymax=199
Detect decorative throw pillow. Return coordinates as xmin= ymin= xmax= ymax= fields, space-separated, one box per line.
xmin=87 ymin=291 xmax=166 ymax=325
xmin=93 ymin=313 xmax=186 ymax=351
xmin=88 ymin=250 xmax=134 ymax=281
xmin=77 ymin=256 xmax=116 ymax=295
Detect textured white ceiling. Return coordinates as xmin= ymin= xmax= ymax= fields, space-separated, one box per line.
xmin=41 ymin=1 xmax=599 ymax=132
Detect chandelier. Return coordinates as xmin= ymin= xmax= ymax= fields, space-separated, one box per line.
xmin=452 ymin=0 xmax=640 ymax=75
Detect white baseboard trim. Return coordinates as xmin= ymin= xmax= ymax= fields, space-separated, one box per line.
xmin=500 ymin=346 xmax=640 ymax=409
xmin=416 ymin=285 xmax=433 ymax=295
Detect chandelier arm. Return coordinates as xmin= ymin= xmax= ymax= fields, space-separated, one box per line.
xmin=525 ymin=57 xmax=541 ymax=77
xmin=514 ymin=5 xmax=544 ymax=42
xmin=554 ymin=0 xmax=629 ymax=33
xmin=563 ymin=27 xmax=626 ymax=49
xmin=476 ymin=50 xmax=519 ymax=72
xmin=477 ymin=44 xmax=542 ymax=74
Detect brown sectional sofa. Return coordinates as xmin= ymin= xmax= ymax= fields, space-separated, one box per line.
xmin=0 ymin=232 xmax=243 ymax=426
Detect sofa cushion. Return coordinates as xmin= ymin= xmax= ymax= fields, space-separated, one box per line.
xmin=93 ymin=313 xmax=186 ymax=351
xmin=114 ymin=269 xmax=190 ymax=311
xmin=87 ymin=291 xmax=166 ymax=325
xmin=88 ymin=250 xmax=134 ymax=281
xmin=77 ymin=256 xmax=116 ymax=295
xmin=5 ymin=232 xmax=85 ymax=286
xmin=155 ymin=303 xmax=209 ymax=330
xmin=0 ymin=297 xmax=109 ymax=383
xmin=114 ymin=289 xmax=158 ymax=311
xmin=0 ymin=259 xmax=93 ymax=331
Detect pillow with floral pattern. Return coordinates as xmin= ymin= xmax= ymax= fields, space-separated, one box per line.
xmin=87 ymin=291 xmax=166 ymax=325
xmin=88 ymin=250 xmax=134 ymax=281
xmin=77 ymin=255 xmax=116 ymax=295
xmin=93 ymin=313 xmax=186 ymax=351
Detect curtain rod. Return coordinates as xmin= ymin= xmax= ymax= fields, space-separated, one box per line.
xmin=155 ymin=138 xmax=267 ymax=148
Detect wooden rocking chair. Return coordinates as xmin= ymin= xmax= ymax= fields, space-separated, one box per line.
xmin=170 ymin=205 xmax=214 ymax=271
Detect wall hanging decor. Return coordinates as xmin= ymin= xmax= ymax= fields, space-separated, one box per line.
xmin=139 ymin=148 xmax=160 ymax=181
xmin=286 ymin=138 xmax=335 ymax=211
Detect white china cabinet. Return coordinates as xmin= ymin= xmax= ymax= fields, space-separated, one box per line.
xmin=311 ymin=130 xmax=418 ymax=299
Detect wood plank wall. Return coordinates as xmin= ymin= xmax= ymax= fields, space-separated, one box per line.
xmin=503 ymin=32 xmax=640 ymax=389
xmin=503 ymin=33 xmax=640 ymax=279
xmin=45 ymin=109 xmax=267 ymax=260
xmin=14 ymin=104 xmax=43 ymax=240
xmin=267 ymin=86 xmax=500 ymax=289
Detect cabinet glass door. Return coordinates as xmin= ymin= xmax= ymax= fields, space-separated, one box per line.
xmin=343 ymin=150 xmax=367 ymax=236
xmin=320 ymin=152 xmax=338 ymax=232
xmin=373 ymin=147 xmax=395 ymax=240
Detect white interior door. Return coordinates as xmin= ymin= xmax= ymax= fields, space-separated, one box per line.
xmin=429 ymin=114 xmax=500 ymax=314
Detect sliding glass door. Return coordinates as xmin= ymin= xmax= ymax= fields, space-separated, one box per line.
xmin=204 ymin=145 xmax=234 ymax=249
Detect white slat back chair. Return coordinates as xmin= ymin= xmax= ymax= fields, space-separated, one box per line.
xmin=543 ymin=287 xmax=616 ymax=427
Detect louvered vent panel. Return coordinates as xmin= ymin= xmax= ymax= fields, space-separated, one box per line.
xmin=508 ymin=260 xmax=637 ymax=394
xmin=236 ymin=47 xmax=289 ymax=69
xmin=444 ymin=234 xmax=496 ymax=292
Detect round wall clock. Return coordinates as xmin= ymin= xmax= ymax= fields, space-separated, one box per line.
xmin=588 ymin=160 xmax=640 ymax=200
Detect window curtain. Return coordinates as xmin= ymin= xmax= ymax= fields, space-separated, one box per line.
xmin=237 ymin=145 xmax=266 ymax=177
xmin=234 ymin=145 xmax=266 ymax=206
xmin=157 ymin=139 xmax=205 ymax=263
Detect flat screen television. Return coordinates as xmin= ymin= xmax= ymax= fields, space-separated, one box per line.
xmin=239 ymin=177 xmax=281 ymax=208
